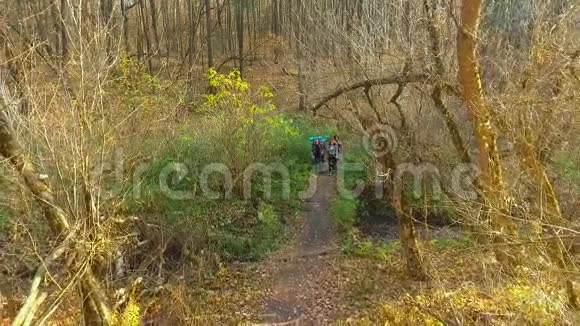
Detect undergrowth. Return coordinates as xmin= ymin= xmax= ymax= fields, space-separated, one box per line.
xmin=339 ymin=280 xmax=574 ymax=325
xmin=120 ymin=67 xmax=335 ymax=263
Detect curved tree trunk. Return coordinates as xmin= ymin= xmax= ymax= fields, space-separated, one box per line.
xmin=355 ymin=106 xmax=427 ymax=281
xmin=457 ymin=0 xmax=516 ymax=265
xmin=393 ymin=190 xmax=427 ymax=280
xmin=0 ymin=108 xmax=112 ymax=325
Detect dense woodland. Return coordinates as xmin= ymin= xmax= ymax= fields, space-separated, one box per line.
xmin=0 ymin=0 xmax=579 ymax=324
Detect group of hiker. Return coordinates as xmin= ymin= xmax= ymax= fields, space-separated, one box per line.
xmin=311 ymin=135 xmax=342 ymax=175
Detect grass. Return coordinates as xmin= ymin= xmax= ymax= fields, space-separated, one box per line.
xmin=123 ymin=113 xmax=337 ymax=262
xmin=331 ymin=194 xmax=358 ymax=231
xmin=329 ymin=135 xmax=374 ymax=231
xmin=341 ymin=235 xmax=402 ymax=263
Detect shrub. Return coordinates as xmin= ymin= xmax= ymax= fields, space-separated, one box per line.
xmin=331 ymin=194 xmax=358 ymax=231
xmin=119 ymin=71 xmax=337 ymax=265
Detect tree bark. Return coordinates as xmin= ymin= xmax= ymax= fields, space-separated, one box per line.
xmin=394 ymin=189 xmax=427 ymax=280
xmin=59 ymin=0 xmax=68 ymax=61
xmin=100 ymin=0 xmax=114 ymax=62
xmin=205 ymin=0 xmax=214 ymax=69
xmin=227 ymin=0 xmax=233 ymax=53
xmin=139 ymin=0 xmax=153 ymax=71
xmin=272 ymin=0 xmax=279 ymax=34
xmin=122 ymin=0 xmax=130 ymax=53
xmin=423 ymin=0 xmax=470 ymax=164
xmin=149 ymin=0 xmax=160 ymax=54
xmin=355 ymin=105 xmax=427 ymax=281
xmin=295 ymin=0 xmax=306 ymax=110
xmin=516 ymin=138 xmax=577 ymax=308
xmin=236 ymin=0 xmax=244 ymax=76
xmin=457 ymin=0 xmax=516 ymax=265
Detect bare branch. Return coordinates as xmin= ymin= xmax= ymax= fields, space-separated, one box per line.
xmin=309 ymin=73 xmax=428 ymax=112
xmin=0 ymin=103 xmax=112 ymax=324
xmin=12 ymin=229 xmax=77 ymax=326
xmin=364 ymin=86 xmax=384 ymax=124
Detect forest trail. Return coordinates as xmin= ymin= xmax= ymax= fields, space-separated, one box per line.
xmin=259 ymin=165 xmax=342 ymax=325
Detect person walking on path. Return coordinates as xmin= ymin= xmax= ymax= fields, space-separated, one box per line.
xmin=326 ymin=138 xmax=340 ymax=176
xmin=312 ymin=139 xmax=324 ymax=173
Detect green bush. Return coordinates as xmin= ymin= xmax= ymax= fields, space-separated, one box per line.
xmin=339 ymin=140 xmax=373 ymax=194
xmin=331 ymin=194 xmax=358 ymax=231
xmin=209 ymin=201 xmax=286 ymax=262
xmin=120 ymin=71 xmax=337 ymax=263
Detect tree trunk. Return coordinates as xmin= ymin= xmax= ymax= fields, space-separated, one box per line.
xmin=149 ymin=0 xmax=160 ymax=54
xmin=457 ymin=0 xmax=516 ymax=265
xmin=236 ymin=0 xmax=244 ymax=76
xmin=423 ymin=0 xmax=470 ymax=164
xmin=272 ymin=0 xmax=279 ymax=34
xmin=516 ymin=138 xmax=577 ymax=309
xmin=59 ymin=0 xmax=68 ymax=62
xmin=355 ymin=107 xmax=426 ymax=281
xmin=205 ymin=0 xmax=214 ymax=69
xmin=100 ymin=0 xmax=114 ymax=62
xmin=226 ymin=0 xmax=233 ymax=53
xmin=188 ymin=0 xmax=198 ymax=88
xmin=139 ymin=0 xmax=153 ymax=71
xmin=295 ymin=0 xmax=305 ymax=110
xmin=245 ymin=1 xmax=252 ymax=55
xmin=394 ymin=189 xmax=427 ymax=281
xmin=1 ymin=43 xmax=30 ymax=114
xmin=122 ymin=0 xmax=130 ymax=54
xmin=0 ymin=108 xmax=112 ymax=325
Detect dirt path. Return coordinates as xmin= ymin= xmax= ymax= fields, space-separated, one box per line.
xmin=259 ymin=167 xmax=342 ymax=325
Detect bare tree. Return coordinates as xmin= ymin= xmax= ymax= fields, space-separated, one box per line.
xmin=0 ymin=107 xmax=112 ymax=325
xmin=457 ymin=0 xmax=516 ymax=265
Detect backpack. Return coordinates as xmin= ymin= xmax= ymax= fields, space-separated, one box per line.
xmin=328 ymin=144 xmax=338 ymax=158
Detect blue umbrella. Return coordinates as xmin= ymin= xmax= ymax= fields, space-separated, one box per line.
xmin=309 ymin=135 xmax=328 ymax=143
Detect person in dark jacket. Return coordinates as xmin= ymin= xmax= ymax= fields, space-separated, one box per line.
xmin=312 ymin=139 xmax=323 ymax=172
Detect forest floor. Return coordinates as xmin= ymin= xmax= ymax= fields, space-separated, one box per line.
xmin=152 ymin=158 xmax=567 ymax=325
xmin=253 ymin=162 xmax=405 ymax=325
xmin=259 ymin=165 xmax=341 ymax=324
